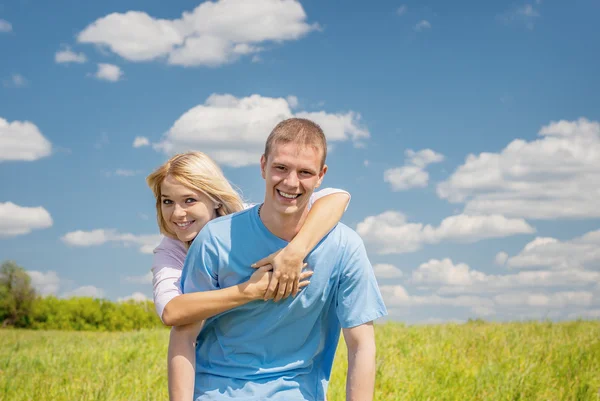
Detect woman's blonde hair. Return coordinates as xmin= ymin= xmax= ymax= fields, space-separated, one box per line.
xmin=146 ymin=151 xmax=244 ymax=239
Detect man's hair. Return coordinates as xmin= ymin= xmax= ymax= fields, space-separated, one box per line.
xmin=264 ymin=118 xmax=327 ymax=169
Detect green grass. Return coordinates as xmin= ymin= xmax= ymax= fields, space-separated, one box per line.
xmin=1 ymin=321 xmax=599 ymax=400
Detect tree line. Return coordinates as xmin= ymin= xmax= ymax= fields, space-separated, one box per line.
xmin=0 ymin=260 xmax=164 ymax=331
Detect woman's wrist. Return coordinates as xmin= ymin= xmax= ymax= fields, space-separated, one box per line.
xmin=239 ymin=282 xmax=262 ymax=301
xmin=283 ymin=239 xmax=309 ymax=262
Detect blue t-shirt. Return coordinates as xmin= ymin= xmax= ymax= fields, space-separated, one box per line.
xmin=181 ymin=205 xmax=387 ymax=401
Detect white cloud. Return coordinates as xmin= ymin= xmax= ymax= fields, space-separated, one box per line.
xmin=381 ymin=284 xmax=494 ymax=315
xmin=413 ymin=259 xmax=486 ymax=286
xmin=0 ymin=117 xmax=52 ymax=162
xmin=95 ymin=63 xmax=123 ymax=82
xmin=133 ymin=136 xmax=150 ymax=148
xmin=506 ymin=230 xmax=600 ymax=271
xmin=437 ymin=119 xmax=600 ymax=220
xmin=28 ymin=270 xmax=61 ymax=296
xmin=384 ymin=149 xmax=444 ymax=191
xmin=77 ymin=0 xmax=318 ymax=67
xmin=494 ymin=291 xmax=592 ymax=308
xmin=0 ymin=202 xmax=53 ymax=237
xmin=411 ymin=258 xmax=600 ymax=295
xmin=495 ymin=251 xmax=509 ymax=266
xmin=373 ymin=263 xmax=403 ymax=279
xmin=0 ymin=19 xmax=11 ymax=33
xmin=3 ymin=74 xmax=28 ymax=88
xmin=155 ymin=93 xmax=369 ymax=167
xmin=63 ymin=285 xmax=105 ymax=298
xmin=118 ymin=292 xmax=149 ymax=302
xmin=396 ymin=6 xmax=407 ymax=16
xmin=414 ymin=20 xmax=431 ymax=32
xmin=61 ymin=229 xmax=161 ymax=254
xmin=357 ymin=211 xmax=534 ymax=254
xmin=384 ymin=166 xmax=428 ymax=190
xmin=55 ymin=47 xmax=87 ymax=64
xmin=125 ymin=271 xmax=153 ymax=284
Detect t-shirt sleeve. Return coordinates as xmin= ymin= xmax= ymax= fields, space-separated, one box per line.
xmin=309 ymin=188 xmax=351 ymax=210
xmin=180 ymin=226 xmax=220 ymax=294
xmin=151 ymin=237 xmax=186 ymax=322
xmin=336 ymin=235 xmax=387 ymax=328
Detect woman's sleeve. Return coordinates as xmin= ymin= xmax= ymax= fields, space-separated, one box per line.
xmin=151 ymin=237 xmax=187 ymax=322
xmin=309 ymin=188 xmax=351 ymax=210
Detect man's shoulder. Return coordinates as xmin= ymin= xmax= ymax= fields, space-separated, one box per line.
xmin=328 ymin=222 xmax=365 ymax=252
xmin=194 ymin=207 xmax=255 ymax=242
xmin=207 ymin=207 xmax=254 ymax=229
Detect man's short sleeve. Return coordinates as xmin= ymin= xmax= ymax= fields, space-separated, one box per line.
xmin=336 ymin=236 xmax=387 ymax=328
xmin=180 ymin=226 xmax=220 ymax=294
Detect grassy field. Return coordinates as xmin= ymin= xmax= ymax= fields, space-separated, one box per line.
xmin=1 ymin=320 xmax=599 ymax=401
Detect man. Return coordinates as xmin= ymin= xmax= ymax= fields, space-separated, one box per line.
xmin=181 ymin=118 xmax=387 ymax=400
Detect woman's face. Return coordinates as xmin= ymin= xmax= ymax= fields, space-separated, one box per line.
xmin=160 ymin=175 xmax=217 ymax=243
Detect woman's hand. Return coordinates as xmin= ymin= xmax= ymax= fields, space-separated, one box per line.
xmin=251 ymin=243 xmax=309 ymax=301
xmin=245 ymin=261 xmax=312 ymax=301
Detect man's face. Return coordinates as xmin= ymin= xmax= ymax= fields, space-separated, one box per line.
xmin=261 ymin=141 xmax=327 ymax=217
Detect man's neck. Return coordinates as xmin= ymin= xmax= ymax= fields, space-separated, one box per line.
xmin=259 ymin=202 xmax=309 ymax=242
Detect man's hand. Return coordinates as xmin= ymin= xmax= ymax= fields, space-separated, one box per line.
xmin=251 ymin=244 xmax=308 ymax=301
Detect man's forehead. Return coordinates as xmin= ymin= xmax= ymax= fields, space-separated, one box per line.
xmin=269 ymin=141 xmax=324 ymax=160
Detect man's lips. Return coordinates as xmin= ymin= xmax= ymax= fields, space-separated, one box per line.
xmin=277 ymin=189 xmax=301 ymax=199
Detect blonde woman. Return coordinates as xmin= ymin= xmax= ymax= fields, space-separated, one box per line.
xmin=146 ymin=151 xmax=350 ymax=400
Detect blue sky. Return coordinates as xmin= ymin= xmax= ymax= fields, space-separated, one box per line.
xmin=1 ymin=0 xmax=599 ymax=324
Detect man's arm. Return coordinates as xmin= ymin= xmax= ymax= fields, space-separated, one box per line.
xmin=343 ymin=322 xmax=377 ymax=401
xmin=168 ymin=321 xmax=204 ymax=401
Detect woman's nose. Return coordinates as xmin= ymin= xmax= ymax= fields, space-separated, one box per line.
xmin=172 ymin=203 xmax=186 ymax=217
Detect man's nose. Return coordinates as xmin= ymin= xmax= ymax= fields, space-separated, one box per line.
xmin=283 ymin=171 xmax=299 ymax=187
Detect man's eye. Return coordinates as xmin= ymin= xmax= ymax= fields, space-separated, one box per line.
xmin=162 ymin=199 xmax=173 ymax=205
xmin=275 ymin=166 xmax=286 ymax=171
xmin=185 ymin=198 xmax=197 ymax=203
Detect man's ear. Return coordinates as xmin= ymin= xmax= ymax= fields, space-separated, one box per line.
xmin=260 ymin=154 xmax=267 ymax=179
xmin=315 ymin=164 xmax=327 ymax=188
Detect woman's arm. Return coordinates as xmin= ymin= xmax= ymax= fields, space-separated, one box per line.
xmin=162 ymin=266 xmax=266 ymax=326
xmin=160 ymin=265 xmax=313 ymax=326
xmin=168 ymin=321 xmax=203 ymax=401
xmin=252 ymin=190 xmax=351 ymax=301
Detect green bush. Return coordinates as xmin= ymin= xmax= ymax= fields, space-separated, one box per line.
xmin=29 ymin=296 xmax=164 ymax=331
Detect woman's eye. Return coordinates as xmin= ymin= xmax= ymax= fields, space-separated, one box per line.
xmin=162 ymin=199 xmax=173 ymax=205
xmin=185 ymin=198 xmax=197 ymax=204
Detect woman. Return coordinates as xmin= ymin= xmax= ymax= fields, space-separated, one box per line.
xmin=146 ymin=152 xmax=350 ymax=400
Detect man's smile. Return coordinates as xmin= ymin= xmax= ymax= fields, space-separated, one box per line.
xmin=277 ymin=189 xmax=301 ymax=199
